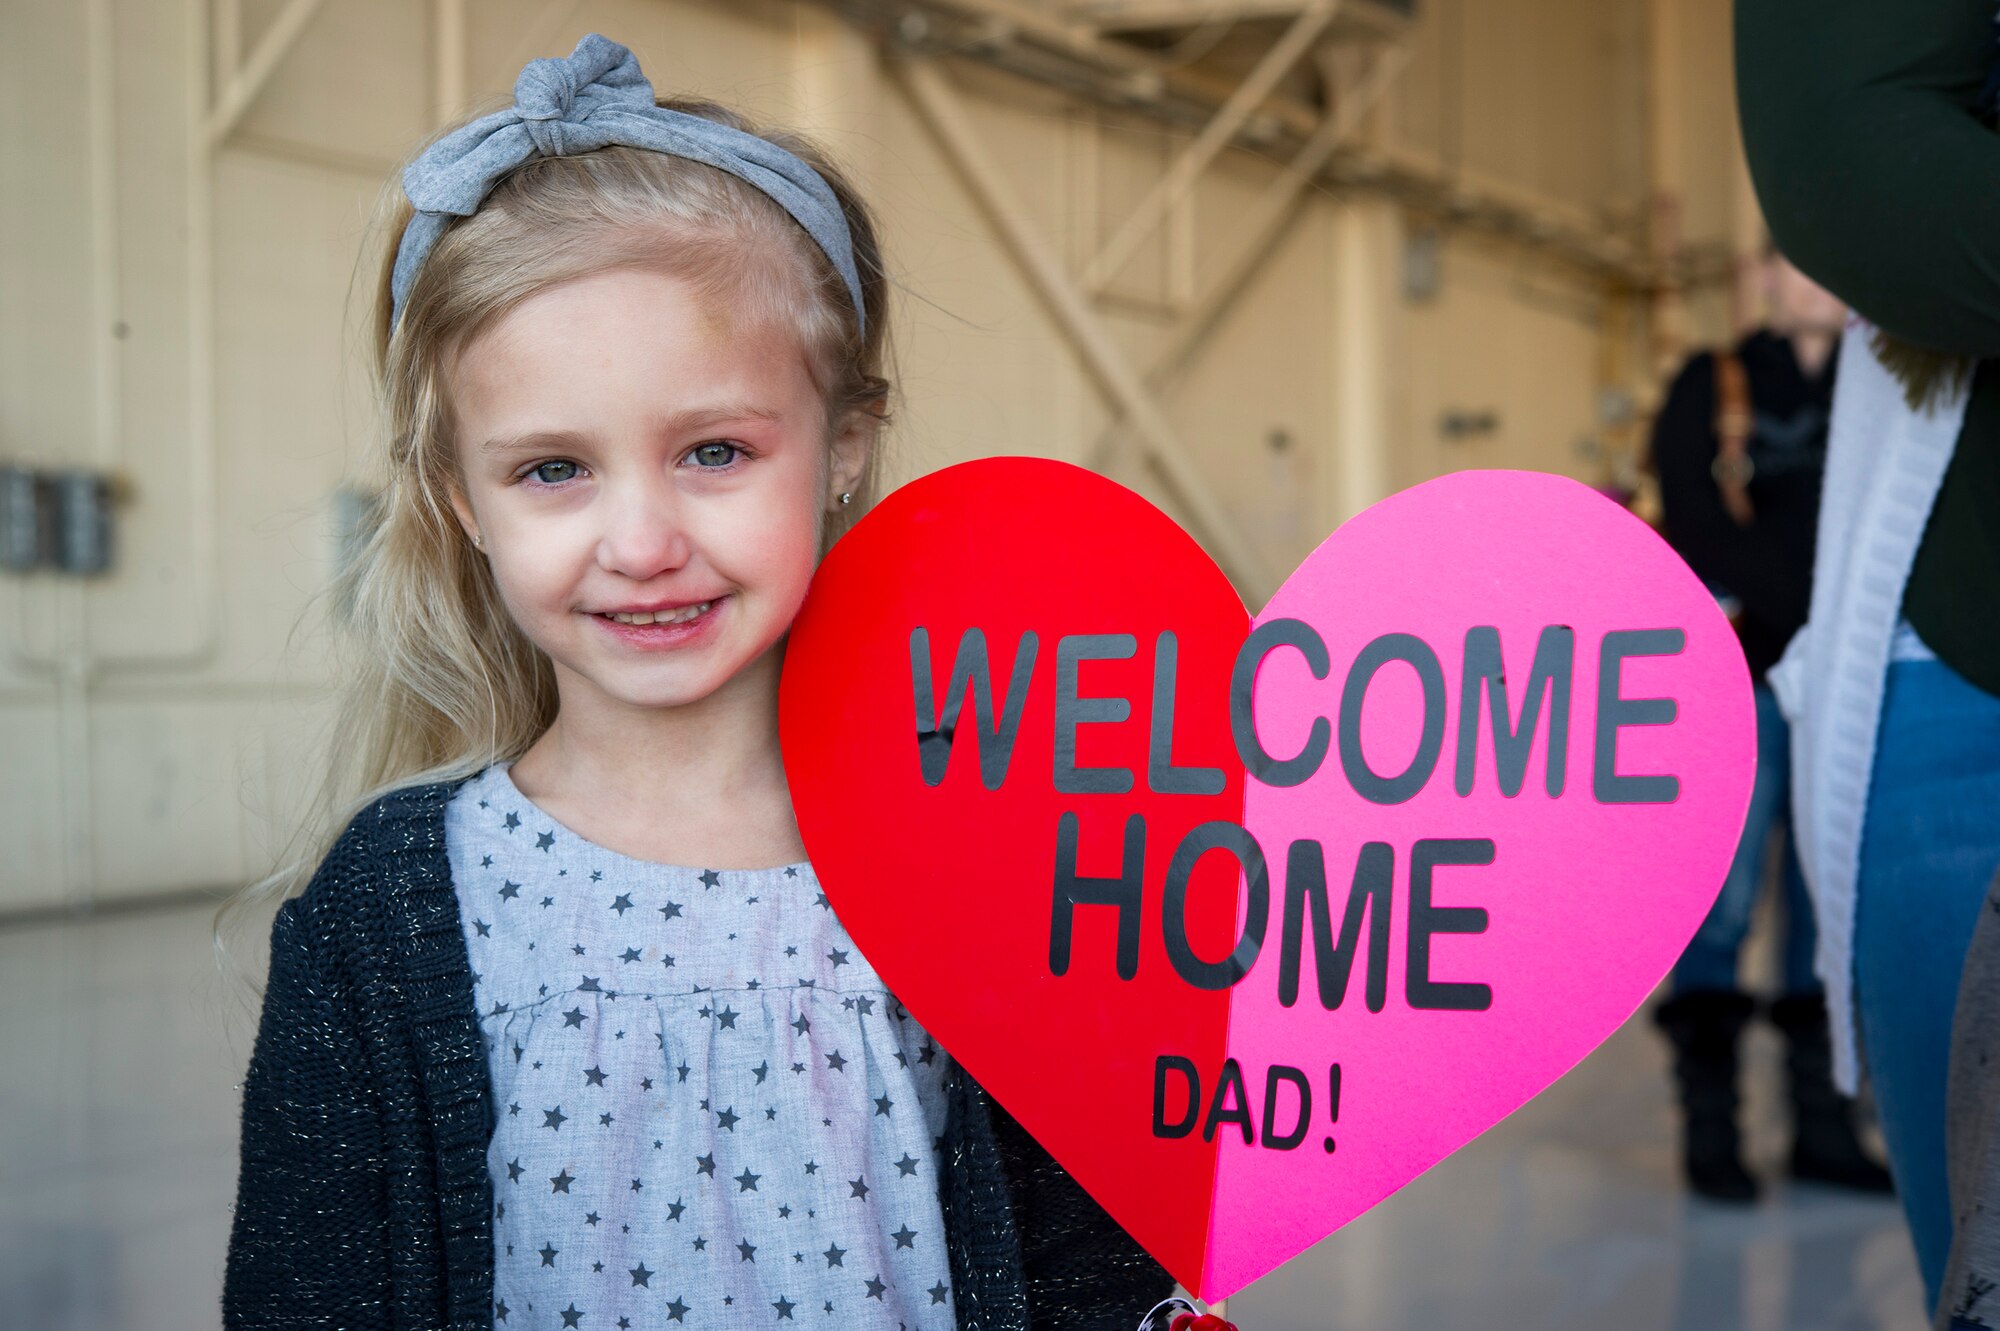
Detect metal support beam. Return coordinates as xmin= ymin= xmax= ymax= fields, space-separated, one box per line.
xmin=1080 ymin=0 xmax=1341 ymax=292
xmin=1068 ymin=0 xmax=1409 ymax=36
xmin=1328 ymin=194 xmax=1396 ymax=526
xmin=835 ymin=0 xmax=1646 ymax=282
xmin=910 ymin=0 xmax=1158 ymax=80
xmin=204 ymin=0 xmax=329 ymax=149
xmin=434 ymin=0 xmax=469 ymax=129
xmin=893 ymin=53 xmax=1278 ymax=600
xmin=1644 ymin=0 xmax=1686 ymax=376
xmin=1090 ymin=42 xmax=1408 ymax=470
xmin=215 ymin=0 xmax=242 ymax=85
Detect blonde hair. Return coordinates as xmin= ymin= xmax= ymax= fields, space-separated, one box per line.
xmin=217 ymin=94 xmax=895 ymax=981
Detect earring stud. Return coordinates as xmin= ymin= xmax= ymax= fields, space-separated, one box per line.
xmin=839 ymin=492 xmax=853 ymax=506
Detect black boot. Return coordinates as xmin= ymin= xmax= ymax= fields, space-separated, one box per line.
xmin=1768 ymin=992 xmax=1895 ymax=1193
xmin=1654 ymin=989 xmax=1760 ymax=1202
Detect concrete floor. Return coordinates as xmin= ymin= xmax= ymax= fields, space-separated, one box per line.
xmin=0 ymin=897 xmax=1928 ymax=1331
xmin=1228 ymin=997 xmax=1928 ymax=1331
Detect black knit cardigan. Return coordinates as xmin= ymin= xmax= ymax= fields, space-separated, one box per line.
xmin=221 ymin=779 xmax=1169 ymax=1330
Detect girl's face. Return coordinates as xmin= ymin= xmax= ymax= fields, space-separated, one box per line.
xmin=446 ymin=266 xmax=871 ymax=716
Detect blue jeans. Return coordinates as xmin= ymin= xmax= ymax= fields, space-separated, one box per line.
xmin=1854 ymin=656 xmax=2000 ymax=1313
xmin=1674 ymin=683 xmax=1819 ymax=996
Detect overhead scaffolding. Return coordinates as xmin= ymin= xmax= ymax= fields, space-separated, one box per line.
xmin=811 ymin=0 xmax=1678 ymax=285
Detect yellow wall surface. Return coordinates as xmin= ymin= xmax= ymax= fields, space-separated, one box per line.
xmin=0 ymin=0 xmax=1753 ymax=910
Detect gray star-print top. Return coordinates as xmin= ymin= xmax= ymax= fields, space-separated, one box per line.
xmin=447 ymin=762 xmax=958 ymax=1330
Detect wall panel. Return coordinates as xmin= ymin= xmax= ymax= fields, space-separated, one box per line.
xmin=0 ymin=0 xmax=1742 ymax=905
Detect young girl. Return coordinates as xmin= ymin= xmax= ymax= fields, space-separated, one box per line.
xmin=220 ymin=33 xmax=1168 ymax=1331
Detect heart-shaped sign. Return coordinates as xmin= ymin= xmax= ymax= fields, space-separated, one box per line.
xmin=780 ymin=458 xmax=1753 ymax=1302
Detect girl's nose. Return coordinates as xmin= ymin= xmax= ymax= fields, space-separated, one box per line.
xmin=595 ymin=484 xmax=692 ymax=581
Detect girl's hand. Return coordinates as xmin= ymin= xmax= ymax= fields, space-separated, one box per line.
xmin=1137 ymin=1296 xmax=1239 ymax=1331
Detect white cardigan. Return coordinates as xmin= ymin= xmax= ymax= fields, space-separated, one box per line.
xmin=1768 ymin=327 xmax=1968 ymax=1092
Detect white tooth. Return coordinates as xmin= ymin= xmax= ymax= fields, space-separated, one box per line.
xmin=606 ymin=602 xmax=711 ymax=626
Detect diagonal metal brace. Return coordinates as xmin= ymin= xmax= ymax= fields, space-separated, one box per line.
xmin=1092 ymin=42 xmax=1408 ymax=470
xmin=1080 ymin=0 xmax=1342 ymax=294
xmin=894 ymin=53 xmax=1279 ymax=600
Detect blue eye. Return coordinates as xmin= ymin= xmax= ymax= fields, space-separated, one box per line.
xmin=691 ymin=442 xmax=741 ymax=468
xmin=529 ymin=460 xmax=579 ymax=485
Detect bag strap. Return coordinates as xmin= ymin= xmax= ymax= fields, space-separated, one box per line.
xmin=1710 ymin=350 xmax=1756 ymax=526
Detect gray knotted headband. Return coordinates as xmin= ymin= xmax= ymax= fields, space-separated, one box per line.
xmin=390 ymin=32 xmax=866 ymax=337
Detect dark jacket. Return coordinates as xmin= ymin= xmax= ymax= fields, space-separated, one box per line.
xmin=221 ymin=779 xmax=1169 ymax=1330
xmin=1737 ymin=0 xmax=2000 ymax=700
xmin=1649 ymin=328 xmax=1833 ymax=681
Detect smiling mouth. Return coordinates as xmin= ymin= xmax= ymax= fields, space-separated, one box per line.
xmin=596 ymin=600 xmax=715 ymax=626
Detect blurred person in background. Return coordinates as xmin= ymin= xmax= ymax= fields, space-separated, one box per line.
xmin=1739 ymin=0 xmax=2000 ymax=1317
xmin=1647 ymin=244 xmax=1893 ymax=1204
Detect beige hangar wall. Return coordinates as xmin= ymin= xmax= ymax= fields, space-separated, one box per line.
xmin=0 ymin=0 xmax=1749 ymax=913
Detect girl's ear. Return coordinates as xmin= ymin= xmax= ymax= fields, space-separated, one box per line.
xmin=446 ymin=479 xmax=483 ymax=548
xmin=826 ymin=399 xmax=884 ymax=510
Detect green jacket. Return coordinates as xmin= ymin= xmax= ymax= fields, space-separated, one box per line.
xmin=1738 ymin=0 xmax=2000 ymax=699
